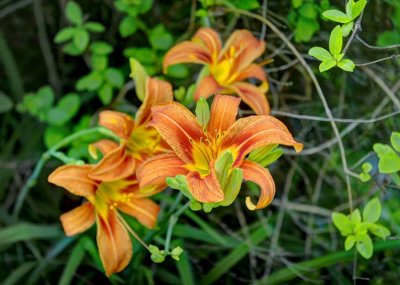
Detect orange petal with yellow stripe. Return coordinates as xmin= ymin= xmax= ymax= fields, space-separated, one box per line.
xmin=229 ymin=82 xmax=270 ymax=115
xmin=222 ymin=30 xmax=265 ymax=72
xmin=48 ymin=165 xmax=97 ymax=198
xmin=207 ymin=95 xmax=240 ymax=136
xmin=97 ymin=210 xmax=132 ymax=276
xmin=192 ymin=27 xmax=222 ymax=59
xmin=223 ymin=115 xmax=303 ymax=166
xmin=193 ymin=75 xmax=222 ymax=101
xmin=135 ymin=77 xmax=173 ymax=125
xmin=99 ymin=110 xmax=134 ymax=140
xmin=186 ymin=167 xmax=224 ymax=203
xmin=137 ymin=153 xmax=188 ymax=189
xmin=89 ymin=145 xmax=136 ymax=182
xmin=60 ymin=202 xmax=95 ymax=236
xmin=241 ymin=160 xmax=275 ymax=210
xmin=89 ymin=139 xmax=119 ymax=158
xmin=163 ymin=42 xmax=211 ymax=73
xmin=119 ymin=198 xmax=160 ymax=229
xmin=150 ymin=102 xmax=205 ymax=163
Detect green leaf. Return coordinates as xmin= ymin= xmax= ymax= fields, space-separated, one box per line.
xmin=391 ymin=172 xmax=400 ymax=186
xmin=373 ymin=143 xmax=400 ymax=173
xmin=0 ymin=223 xmax=62 ymax=249
xmin=105 ymin=68 xmax=124 ymax=88
xmin=369 ymin=224 xmax=390 ymax=239
xmin=124 ymin=47 xmax=157 ymax=64
xmin=362 ymin=162 xmax=372 ymax=173
xmin=322 ymin=10 xmax=351 ymax=23
xmin=44 ymin=125 xmax=70 ymax=148
xmin=195 ymin=97 xmax=210 ymax=127
xmin=341 ymin=21 xmax=354 ymax=37
xmin=149 ymin=25 xmax=173 ymax=50
xmin=319 ymin=59 xmax=336 ymax=72
xmin=2 ymin=262 xmax=36 ymax=285
xmin=73 ymin=29 xmax=89 ymax=51
xmin=308 ymin=47 xmax=333 ymax=61
xmin=119 ymin=16 xmax=138 ymax=37
xmin=248 ymin=145 xmax=283 ymax=167
xmin=129 ymin=58 xmax=148 ymax=101
xmin=294 ymin=17 xmax=320 ymax=42
xmin=58 ymin=243 xmax=85 ymax=285
xmin=356 ymin=234 xmax=373 ymax=259
xmin=90 ymin=41 xmax=113 ymax=55
xmin=390 ymin=132 xmax=400 ymax=152
xmin=337 ymin=59 xmax=355 ymax=72
xmin=219 ymin=168 xmax=243 ymax=206
xmin=363 ymin=197 xmax=381 ymax=223
xmin=84 ymin=22 xmax=105 ymax=33
xmin=332 ymin=212 xmax=353 ymax=236
xmin=299 ymin=3 xmax=318 ymax=19
xmin=65 ymin=1 xmax=83 ymax=25
xmin=229 ymin=0 xmax=260 ymax=10
xmin=377 ymin=31 xmax=400 ymax=47
xmin=63 ymin=43 xmax=82 ymax=56
xmin=47 ymin=94 xmax=80 ymax=126
xmin=98 ymin=84 xmax=113 ymax=105
xmin=350 ymin=0 xmax=367 ymax=19
xmin=54 ymin=27 xmax=75 ymax=43
xmin=214 ymin=150 xmax=234 ymax=190
xmin=345 ymin=235 xmax=356 ymax=250
xmin=359 ymin=172 xmax=371 ymax=182
xmin=138 ymin=0 xmax=153 ymax=13
xmin=91 ymin=55 xmax=108 ymax=71
xmin=76 ymin=72 xmax=103 ymax=91
xmin=329 ymin=25 xmax=343 ymax=58
xmin=350 ymin=209 xmax=362 ymax=224
xmin=0 ymin=91 xmax=13 ymax=113
xmin=291 ymin=0 xmax=303 ymax=9
xmin=167 ymin=64 xmax=189 ymax=79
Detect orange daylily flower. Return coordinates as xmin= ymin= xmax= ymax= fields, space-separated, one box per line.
xmin=137 ymin=95 xmax=303 ymax=210
xmin=48 ymin=162 xmax=160 ymax=276
xmin=89 ymin=77 xmax=173 ymax=181
xmin=163 ymin=28 xmax=270 ymax=115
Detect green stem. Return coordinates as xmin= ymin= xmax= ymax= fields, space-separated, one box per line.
xmin=254 ymin=239 xmax=400 ymax=285
xmin=12 ymin=127 xmax=118 ymax=220
xmin=164 ymin=202 xmax=190 ymax=253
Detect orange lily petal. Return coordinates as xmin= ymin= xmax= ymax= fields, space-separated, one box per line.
xmin=99 ymin=110 xmax=134 ymax=140
xmin=223 ymin=115 xmax=303 ymax=166
xmin=207 ymin=95 xmax=240 ymax=136
xmin=150 ymin=102 xmax=205 ymax=163
xmin=240 ymin=160 xmax=275 ymax=210
xmin=193 ymin=75 xmax=222 ymax=101
xmin=60 ymin=202 xmax=95 ymax=236
xmin=90 ymin=139 xmax=119 ymax=157
xmin=186 ymin=167 xmax=224 ymax=203
xmin=230 ymin=82 xmax=270 ymax=115
xmin=163 ymin=42 xmax=211 ymax=73
xmin=135 ymin=77 xmax=173 ymax=125
xmin=235 ymin=64 xmax=267 ymax=82
xmin=192 ymin=28 xmax=222 ymax=59
xmin=222 ymin=30 xmax=265 ymax=72
xmin=119 ymin=198 xmax=160 ymax=229
xmin=137 ymin=152 xmax=188 ymax=189
xmin=48 ymin=165 xmax=97 ymax=198
xmin=97 ymin=210 xmax=132 ymax=276
xmin=89 ymin=145 xmax=136 ymax=182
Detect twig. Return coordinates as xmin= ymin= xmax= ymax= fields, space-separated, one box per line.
xmin=361 ymin=66 xmax=400 ymax=110
xmin=342 ymin=11 xmax=364 ymax=55
xmin=355 ymin=54 xmax=400 ymax=67
xmin=33 ymin=0 xmax=61 ymax=95
xmin=0 ymin=0 xmax=32 ymax=20
xmin=356 ymin=35 xmax=400 ymax=50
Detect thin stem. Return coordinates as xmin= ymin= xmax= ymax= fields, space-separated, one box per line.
xmin=356 ymin=35 xmax=400 ymax=50
xmin=117 ymin=212 xmax=150 ymax=251
xmin=164 ymin=201 xmax=190 ymax=253
xmin=342 ymin=11 xmax=364 ymax=55
xmin=12 ymin=127 xmax=119 ymax=220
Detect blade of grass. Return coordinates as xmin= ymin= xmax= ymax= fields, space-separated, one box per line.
xmin=174 ymin=240 xmax=195 ymax=285
xmin=254 ymin=239 xmax=400 ymax=285
xmin=2 ymin=262 xmax=36 ymax=285
xmin=58 ymin=242 xmax=86 ymax=285
xmin=174 ymin=224 xmax=238 ymax=247
xmin=200 ymin=225 xmax=271 ymax=285
xmin=0 ymin=223 xmax=62 ymax=249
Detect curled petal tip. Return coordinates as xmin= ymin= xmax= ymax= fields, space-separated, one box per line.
xmin=294 ymin=142 xmax=304 ymax=153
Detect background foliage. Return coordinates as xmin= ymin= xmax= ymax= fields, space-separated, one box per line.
xmin=1 ymin=0 xmax=400 ymax=284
